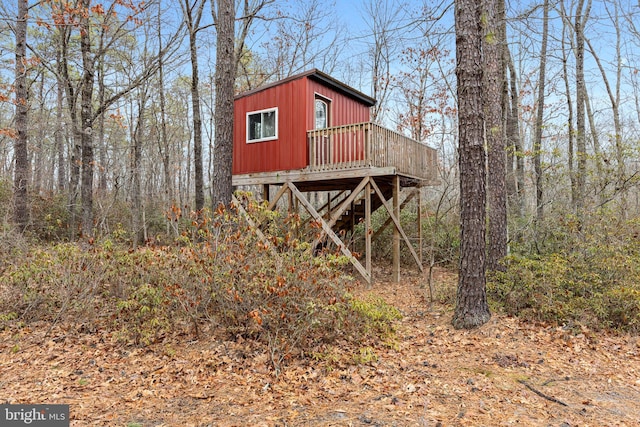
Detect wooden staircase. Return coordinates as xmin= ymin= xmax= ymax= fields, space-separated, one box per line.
xmin=333 ymin=185 xmax=393 ymax=235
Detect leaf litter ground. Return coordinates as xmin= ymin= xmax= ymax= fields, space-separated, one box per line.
xmin=1 ymin=268 xmax=639 ymax=426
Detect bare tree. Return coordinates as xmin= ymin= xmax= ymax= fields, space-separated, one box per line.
xmin=533 ymin=0 xmax=549 ymax=222
xmin=55 ymin=43 xmax=66 ymax=193
xmin=13 ymin=0 xmax=29 ymax=230
xmin=585 ymin=1 xmax=625 ymax=205
xmin=452 ymin=0 xmax=491 ymax=329
xmin=363 ymin=0 xmax=405 ymax=123
xmin=574 ymin=0 xmax=591 ymax=219
xmin=182 ymin=0 xmax=208 ymax=213
xmin=483 ymin=0 xmax=507 ymax=273
xmin=47 ymin=1 xmax=181 ymax=237
xmin=233 ymin=0 xmax=275 ymax=87
xmin=559 ymin=2 xmax=577 ymax=211
xmin=394 ymin=41 xmax=453 ymax=143
xmin=253 ymin=0 xmax=343 ymax=82
xmin=78 ymin=0 xmax=97 ymax=237
xmin=504 ymin=44 xmax=524 ymax=217
xmin=155 ymin=2 xmax=173 ymax=206
xmin=130 ymin=67 xmax=151 ymax=247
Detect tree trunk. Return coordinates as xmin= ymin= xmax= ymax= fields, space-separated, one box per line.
xmin=211 ymin=0 xmax=236 ymax=207
xmin=584 ymin=89 xmax=605 ymax=204
xmin=483 ymin=0 xmax=507 ymax=273
xmin=183 ymin=0 xmax=206 ymax=212
xmin=97 ymin=52 xmax=108 ymax=192
xmin=502 ymin=2 xmax=515 ymax=211
xmin=574 ymin=0 xmax=591 ymax=220
xmin=58 ymin=23 xmax=81 ymax=238
xmin=452 ymin=0 xmax=491 ymax=329
xmin=585 ymin=1 xmax=624 ymax=208
xmin=533 ymin=0 xmax=549 ymax=223
xmin=132 ymin=89 xmax=147 ymax=248
xmin=505 ymin=50 xmax=524 ymax=218
xmin=559 ymin=6 xmax=577 ymax=211
xmin=80 ymin=0 xmax=95 ymax=238
xmin=55 ymin=64 xmax=66 ymax=193
xmin=13 ymin=0 xmax=29 ymax=231
xmin=157 ymin=3 xmax=173 ymax=205
xmin=33 ymin=75 xmax=45 ymax=194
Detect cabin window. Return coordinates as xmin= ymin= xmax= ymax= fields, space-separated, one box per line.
xmin=315 ymin=99 xmax=329 ymax=129
xmin=247 ymin=107 xmax=278 ymax=142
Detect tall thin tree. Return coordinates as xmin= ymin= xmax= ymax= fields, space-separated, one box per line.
xmin=574 ymin=0 xmax=591 ymax=219
xmin=211 ymin=0 xmax=236 ymax=207
xmin=533 ymin=0 xmax=549 ymax=223
xmin=14 ymin=0 xmax=29 ymax=231
xmin=156 ymin=2 xmax=173 ymax=205
xmin=559 ymin=2 xmax=577 ymax=210
xmin=483 ymin=0 xmax=507 ymax=273
xmin=182 ymin=0 xmax=207 ymax=212
xmin=452 ymin=0 xmax=491 ymax=329
xmin=505 ymin=48 xmax=524 ymax=217
xmin=79 ymin=0 xmax=96 ymax=238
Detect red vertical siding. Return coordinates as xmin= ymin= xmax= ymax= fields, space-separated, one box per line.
xmin=233 ymin=74 xmax=373 ymax=175
xmin=307 ymin=80 xmax=371 ymax=163
xmin=306 ymin=80 xmax=371 ymax=128
xmin=233 ymin=78 xmax=308 ymax=174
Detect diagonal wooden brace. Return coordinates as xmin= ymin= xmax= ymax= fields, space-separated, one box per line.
xmin=369 ymin=178 xmax=424 ymax=272
xmin=287 ymin=182 xmax=371 ymax=284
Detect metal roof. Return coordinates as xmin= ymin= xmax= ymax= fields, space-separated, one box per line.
xmin=234 ymin=69 xmax=376 ymax=107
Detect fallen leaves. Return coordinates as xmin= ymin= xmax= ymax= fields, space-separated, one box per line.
xmin=1 ymin=269 xmax=640 ymax=425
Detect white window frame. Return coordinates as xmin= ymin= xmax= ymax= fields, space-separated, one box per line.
xmin=246 ymin=107 xmax=278 ymax=143
xmin=314 ymin=93 xmax=332 ymax=130
xmin=315 ymin=99 xmax=328 ymax=129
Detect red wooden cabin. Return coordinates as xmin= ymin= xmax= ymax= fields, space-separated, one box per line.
xmin=233 ymin=69 xmax=375 ymax=174
xmin=232 ymin=69 xmax=438 ymax=284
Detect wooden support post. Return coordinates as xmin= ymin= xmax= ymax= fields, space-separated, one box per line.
xmin=417 ymin=186 xmax=423 ymax=265
xmin=370 ymin=179 xmax=424 ymax=273
xmin=287 ymin=182 xmax=371 ymax=284
xmin=365 ymin=179 xmax=372 ymax=286
xmin=288 ymin=187 xmax=294 ymax=215
xmin=293 ymin=192 xmax=300 ymax=238
xmin=350 ymin=199 xmax=356 ymax=247
xmin=263 ymin=184 xmax=270 ymax=203
xmin=393 ymin=175 xmax=400 ymax=283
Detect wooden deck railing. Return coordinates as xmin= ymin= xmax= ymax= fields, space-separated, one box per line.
xmin=307 ymin=122 xmax=438 ymax=182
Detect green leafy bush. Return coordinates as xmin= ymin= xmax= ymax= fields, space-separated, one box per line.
xmin=489 ymin=215 xmax=640 ymax=333
xmin=348 ymin=295 xmax=402 ymax=337
xmin=116 ymin=283 xmax=172 ymax=345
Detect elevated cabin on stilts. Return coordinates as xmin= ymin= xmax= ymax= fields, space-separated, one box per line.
xmin=231 ymin=69 xmax=438 ymax=285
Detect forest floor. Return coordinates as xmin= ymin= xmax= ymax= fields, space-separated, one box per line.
xmin=1 ymin=267 xmax=640 ymax=426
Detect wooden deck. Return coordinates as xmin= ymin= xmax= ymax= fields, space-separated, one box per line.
xmin=308 ymin=122 xmax=438 ymax=182
xmin=231 ymin=122 xmax=438 ymax=285
xmin=232 ymin=122 xmax=438 ymax=188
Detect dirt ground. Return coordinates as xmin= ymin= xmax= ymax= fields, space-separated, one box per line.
xmin=1 ymin=268 xmax=639 ymax=426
